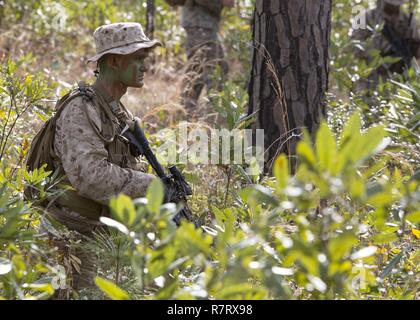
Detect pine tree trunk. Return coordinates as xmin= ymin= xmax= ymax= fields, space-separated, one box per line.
xmin=248 ymin=0 xmax=332 ymax=173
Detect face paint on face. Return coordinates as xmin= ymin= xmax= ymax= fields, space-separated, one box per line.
xmin=118 ymin=50 xmax=150 ymax=88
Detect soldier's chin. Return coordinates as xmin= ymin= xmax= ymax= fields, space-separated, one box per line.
xmin=131 ymin=80 xmax=144 ymax=88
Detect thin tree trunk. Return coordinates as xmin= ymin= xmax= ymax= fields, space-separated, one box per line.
xmin=0 ymin=5 xmax=4 ymax=28
xmin=248 ymin=0 xmax=332 ymax=173
xmin=146 ymin=0 xmax=155 ymax=38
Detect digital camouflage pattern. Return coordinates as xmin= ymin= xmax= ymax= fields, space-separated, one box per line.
xmin=352 ymin=7 xmax=420 ymax=57
xmin=180 ymin=0 xmax=227 ymax=111
xmin=180 ymin=0 xmax=223 ymax=30
xmin=87 ymin=22 xmax=161 ymax=62
xmin=28 ymin=21 xmax=160 ymax=294
xmin=352 ymin=5 xmax=420 ymax=89
xmin=54 ymin=96 xmax=153 ymax=207
xmin=44 ymin=91 xmax=154 ymax=292
xmin=180 ymin=27 xmax=227 ymax=111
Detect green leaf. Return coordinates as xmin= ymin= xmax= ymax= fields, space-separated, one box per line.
xmin=336 ymin=113 xmax=362 ymax=172
xmin=0 ymin=257 xmax=12 ymax=275
xmin=211 ymin=205 xmax=227 ymax=225
xmin=109 ymin=194 xmax=136 ymax=227
xmin=348 ymin=176 xmax=365 ymax=198
xmin=379 ymin=246 xmax=411 ymax=279
xmin=373 ymin=232 xmax=399 ymax=244
xmin=328 ymin=232 xmax=357 ymax=262
xmin=405 ymin=211 xmax=420 ymax=224
xmin=27 ymin=283 xmax=54 ymax=295
xmin=337 ymin=117 xmax=387 ymax=171
xmin=273 ymin=154 xmax=289 ymax=191
xmin=24 ymin=75 xmax=33 ymax=86
xmin=351 ymin=246 xmax=377 ymax=260
xmin=95 ymin=277 xmax=130 ymax=300
xmin=175 ymin=223 xmax=212 ymax=257
xmin=234 ymin=165 xmax=253 ymax=184
xmin=238 ymin=185 xmax=279 ymax=207
xmin=99 ymin=217 xmax=129 ymax=235
xmin=351 ymin=126 xmax=386 ymax=166
xmin=296 ymin=130 xmax=316 ymax=167
xmin=315 ymin=122 xmax=337 ymax=174
xmin=307 ymin=275 xmax=327 ymax=293
xmin=367 ymin=192 xmax=395 ymax=207
xmin=156 ymin=278 xmax=179 ymax=300
xmin=146 ymin=178 xmax=164 ymax=214
xmin=217 ymin=283 xmax=263 ymax=299
xmin=340 ymin=112 xmax=361 ymax=146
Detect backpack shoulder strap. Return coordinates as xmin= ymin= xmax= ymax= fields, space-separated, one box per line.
xmin=25 ymin=83 xmax=97 ymax=173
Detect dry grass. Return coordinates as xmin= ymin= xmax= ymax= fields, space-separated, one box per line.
xmin=0 ymin=21 xmax=241 ymax=212
xmin=0 ymin=22 xmax=229 ymax=129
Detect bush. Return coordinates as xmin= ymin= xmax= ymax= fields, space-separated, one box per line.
xmin=95 ymin=114 xmax=419 ymax=300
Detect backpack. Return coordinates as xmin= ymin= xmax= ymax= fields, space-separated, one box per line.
xmin=26 ymin=93 xmax=79 ymax=174
xmin=24 ymin=84 xmax=112 ymax=220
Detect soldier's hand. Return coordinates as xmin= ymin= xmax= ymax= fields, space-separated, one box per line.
xmin=162 ymin=177 xmax=178 ymax=203
xmin=222 ymin=0 xmax=235 ymax=8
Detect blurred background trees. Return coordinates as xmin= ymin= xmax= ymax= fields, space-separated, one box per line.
xmin=0 ymin=0 xmax=419 ymax=300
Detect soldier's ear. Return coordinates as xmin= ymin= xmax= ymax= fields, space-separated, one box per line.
xmin=107 ymin=54 xmax=121 ymax=70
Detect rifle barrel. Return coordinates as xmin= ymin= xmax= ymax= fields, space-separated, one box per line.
xmin=132 ymin=121 xmax=166 ymax=178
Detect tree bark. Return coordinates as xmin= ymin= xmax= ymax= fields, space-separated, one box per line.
xmin=146 ymin=0 xmax=155 ymax=38
xmin=248 ymin=0 xmax=332 ymax=173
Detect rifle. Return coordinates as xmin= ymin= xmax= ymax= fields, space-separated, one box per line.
xmin=121 ymin=119 xmax=199 ymax=227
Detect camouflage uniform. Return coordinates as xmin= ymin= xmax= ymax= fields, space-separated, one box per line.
xmin=180 ymin=0 xmax=228 ymax=111
xmin=352 ymin=0 xmax=420 ymax=90
xmin=27 ymin=23 xmax=161 ymax=292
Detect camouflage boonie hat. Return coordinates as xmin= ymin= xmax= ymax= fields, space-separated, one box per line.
xmin=87 ymin=22 xmax=162 ymax=63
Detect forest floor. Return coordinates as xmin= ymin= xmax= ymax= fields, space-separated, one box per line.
xmin=1 ymin=2 xmax=419 ymax=300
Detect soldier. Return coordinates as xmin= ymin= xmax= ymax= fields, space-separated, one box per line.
xmin=26 ymin=22 xmax=162 ymax=293
xmin=179 ymin=0 xmax=235 ymax=112
xmin=352 ymin=0 xmax=420 ymax=90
